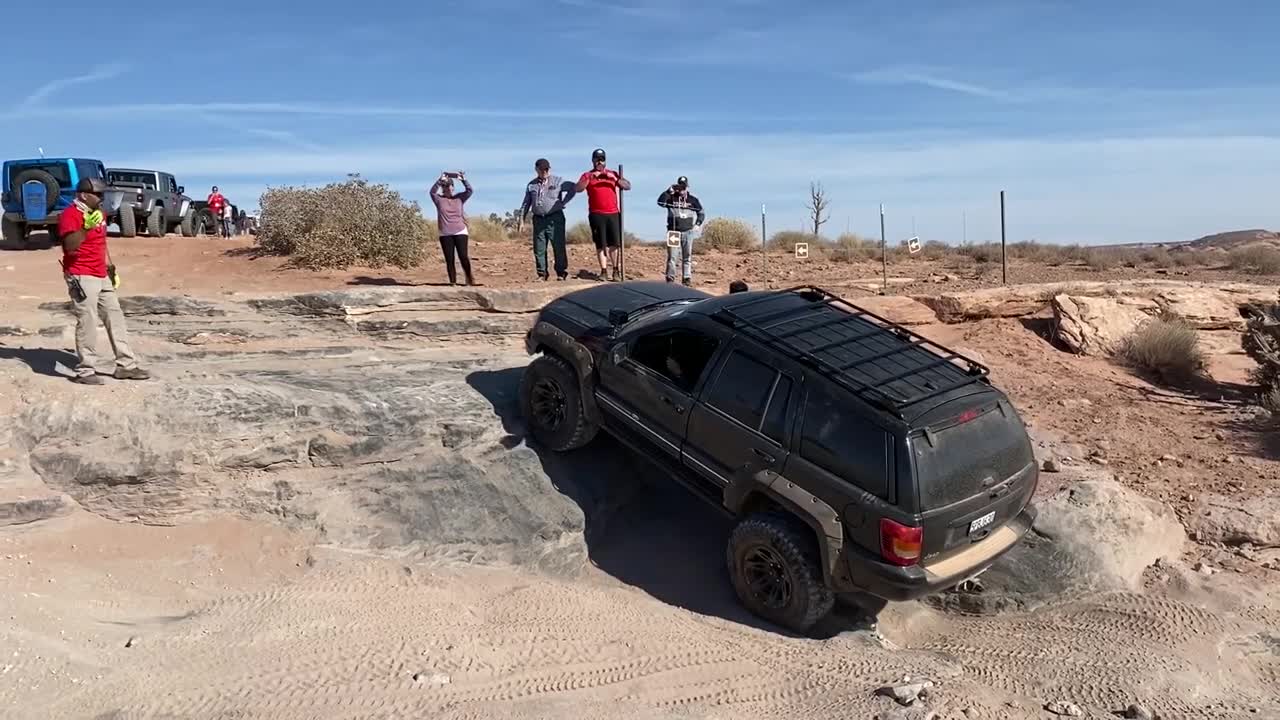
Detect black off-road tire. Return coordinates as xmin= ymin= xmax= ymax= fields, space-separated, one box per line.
xmin=11 ymin=169 xmax=59 ymax=211
xmin=179 ymin=209 xmax=196 ymax=237
xmin=117 ymin=207 xmax=137 ymax=238
xmin=2 ymin=216 xmax=26 ymax=248
xmin=519 ymin=354 xmax=599 ymax=452
xmin=727 ymin=512 xmax=836 ymax=633
xmin=146 ymin=206 xmax=165 ymax=237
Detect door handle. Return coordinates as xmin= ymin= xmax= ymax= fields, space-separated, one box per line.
xmin=660 ymin=396 xmax=684 ymax=415
xmin=751 ymin=448 xmax=776 ymax=463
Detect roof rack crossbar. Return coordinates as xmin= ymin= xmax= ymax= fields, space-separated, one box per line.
xmin=805 ymin=325 xmax=891 ymax=355
xmin=834 ymin=338 xmax=930 ymax=371
xmin=749 ymin=296 xmax=837 ymax=329
xmin=775 ymin=308 xmax=872 ymax=339
xmin=871 ymin=354 xmax=963 ymax=385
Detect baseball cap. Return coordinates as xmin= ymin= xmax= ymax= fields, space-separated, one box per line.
xmin=535 ymin=158 xmax=550 ymax=170
xmin=675 ymin=176 xmax=688 ymax=188
xmin=591 ymin=148 xmax=607 ymax=162
xmin=76 ymin=177 xmax=107 ymax=194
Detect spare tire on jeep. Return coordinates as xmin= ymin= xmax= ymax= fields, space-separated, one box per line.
xmin=11 ymin=169 xmax=59 ymax=212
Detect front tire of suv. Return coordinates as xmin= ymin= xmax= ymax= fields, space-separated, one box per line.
xmin=117 ymin=208 xmax=137 ymax=238
xmin=179 ymin=210 xmax=196 ymax=237
xmin=727 ymin=512 xmax=835 ymax=634
xmin=519 ymin=354 xmax=599 ymax=452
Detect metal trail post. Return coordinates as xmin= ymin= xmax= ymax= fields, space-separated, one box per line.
xmin=1000 ymin=189 xmax=1007 ymax=285
xmin=760 ymin=203 xmax=767 ymax=287
xmin=618 ymin=164 xmax=625 ymax=281
xmin=880 ymin=204 xmax=887 ymax=294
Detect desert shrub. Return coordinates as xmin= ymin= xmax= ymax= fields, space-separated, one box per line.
xmin=255 ymin=177 xmax=432 ymax=270
xmin=1117 ymin=313 xmax=1206 ymax=383
xmin=1243 ymin=303 xmax=1280 ymax=396
xmin=832 ymin=232 xmax=878 ymax=262
xmin=919 ymin=240 xmax=949 ymax=260
xmin=1085 ymin=248 xmax=1118 ymax=270
xmin=1140 ymin=247 xmax=1174 ymax=268
xmin=567 ymin=221 xmax=593 ymax=245
xmin=958 ymin=243 xmax=1000 ymax=264
xmin=466 ymin=215 xmax=512 ymax=245
xmin=700 ymin=217 xmax=757 ymax=251
xmin=767 ymin=230 xmax=823 ymax=252
xmin=1170 ymin=251 xmax=1199 ymax=268
xmin=1229 ymin=243 xmax=1280 ymax=275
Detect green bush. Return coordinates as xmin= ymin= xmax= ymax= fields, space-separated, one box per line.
xmin=959 ymin=243 xmax=999 ymax=264
xmin=767 ymin=230 xmax=823 ymax=251
xmin=1230 ymin=243 xmax=1280 ymax=275
xmin=256 ymin=177 xmax=431 ymax=270
xmin=567 ymin=221 xmax=593 ymax=245
xmin=700 ymin=217 xmax=757 ymax=251
xmin=832 ymin=232 xmax=878 ymax=262
xmin=1117 ymin=314 xmax=1206 ymax=383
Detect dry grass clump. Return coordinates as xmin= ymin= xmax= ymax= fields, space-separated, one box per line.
xmin=701 ymin=218 xmax=757 ymax=250
xmin=256 ymin=177 xmax=431 ymax=270
xmin=1229 ymin=243 xmax=1280 ymax=275
xmin=1116 ymin=313 xmax=1206 ymax=383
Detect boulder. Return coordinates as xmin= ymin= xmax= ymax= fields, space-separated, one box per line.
xmin=1186 ymin=494 xmax=1280 ymax=548
xmin=915 ymin=283 xmax=1105 ymax=323
xmin=1052 ymin=294 xmax=1155 ymax=355
xmin=850 ymin=295 xmax=939 ymax=326
xmin=248 ymin=285 xmax=579 ymax=318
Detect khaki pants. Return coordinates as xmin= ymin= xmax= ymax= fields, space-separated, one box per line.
xmin=70 ymin=275 xmax=138 ymax=377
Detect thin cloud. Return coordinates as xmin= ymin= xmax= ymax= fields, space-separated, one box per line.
xmin=0 ymin=101 xmax=683 ymax=122
xmin=18 ymin=63 xmax=130 ymax=108
xmin=847 ymin=67 xmax=1012 ymax=101
xmin=194 ymin=112 xmax=325 ymax=152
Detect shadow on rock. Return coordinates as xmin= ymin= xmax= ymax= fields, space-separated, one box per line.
xmin=467 ymin=366 xmax=796 ymax=635
xmin=0 ymin=345 xmax=77 ymax=378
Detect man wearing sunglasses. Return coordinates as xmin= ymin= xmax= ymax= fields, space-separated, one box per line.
xmin=575 ymin=148 xmax=630 ymax=281
xmin=58 ymin=177 xmax=150 ymax=385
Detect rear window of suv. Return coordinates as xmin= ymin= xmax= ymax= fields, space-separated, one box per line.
xmin=107 ymin=171 xmax=157 ymax=189
xmin=910 ymin=402 xmax=1032 ymax=509
xmin=799 ymin=386 xmax=891 ymax=498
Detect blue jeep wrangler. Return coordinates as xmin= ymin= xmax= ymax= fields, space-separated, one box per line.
xmin=2 ymin=157 xmax=115 ymax=248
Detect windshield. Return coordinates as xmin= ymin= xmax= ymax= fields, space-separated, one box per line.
xmin=108 ymin=171 xmax=157 ymax=188
xmin=620 ymin=300 xmax=700 ymax=332
xmin=910 ymin=403 xmax=1032 ymax=509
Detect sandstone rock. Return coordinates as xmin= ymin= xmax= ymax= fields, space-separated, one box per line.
xmin=850 ymin=295 xmax=939 ymax=326
xmin=1045 ymin=700 xmax=1084 ymax=717
xmin=1052 ymin=294 xmax=1153 ymax=355
xmin=1122 ymin=703 xmax=1157 ymax=720
xmin=1186 ymin=494 xmax=1280 ymax=548
xmin=876 ymin=680 xmax=933 ymax=706
xmin=1042 ymin=459 xmax=1060 ymax=473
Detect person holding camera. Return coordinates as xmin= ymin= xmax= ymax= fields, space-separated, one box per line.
xmin=58 ymin=177 xmax=150 ymax=385
xmin=575 ymin=148 xmax=630 ymax=281
xmin=430 ymin=170 xmax=476 ymax=286
xmin=657 ymin=176 xmax=704 ymax=286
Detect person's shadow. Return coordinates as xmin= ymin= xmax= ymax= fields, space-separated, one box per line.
xmin=0 ymin=346 xmax=76 ymax=377
xmin=466 ymin=367 xmax=873 ymax=638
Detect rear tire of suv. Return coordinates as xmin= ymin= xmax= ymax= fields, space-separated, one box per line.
xmin=519 ymin=354 xmax=599 ymax=452
xmin=146 ymin=206 xmax=165 ymax=237
xmin=727 ymin=513 xmax=835 ymax=634
xmin=117 ymin=208 xmax=137 ymax=238
xmin=2 ymin=217 xmax=25 ymax=249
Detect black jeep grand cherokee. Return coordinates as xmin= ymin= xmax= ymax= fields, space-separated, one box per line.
xmin=521 ymin=283 xmax=1038 ymax=632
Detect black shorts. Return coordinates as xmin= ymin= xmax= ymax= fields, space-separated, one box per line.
xmin=588 ymin=212 xmax=622 ymax=250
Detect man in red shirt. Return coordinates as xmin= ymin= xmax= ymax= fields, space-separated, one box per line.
xmin=576 ymin=148 xmax=631 ymax=281
xmin=207 ymin=186 xmax=227 ymax=237
xmin=58 ymin=177 xmax=150 ymax=385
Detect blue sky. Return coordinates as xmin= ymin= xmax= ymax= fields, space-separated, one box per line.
xmin=3 ymin=0 xmax=1278 ymax=245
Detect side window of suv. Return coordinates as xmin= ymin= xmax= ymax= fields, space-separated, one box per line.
xmin=799 ymin=386 xmax=890 ymax=498
xmin=704 ymin=350 xmax=792 ymax=444
xmin=630 ymin=329 xmax=719 ymax=394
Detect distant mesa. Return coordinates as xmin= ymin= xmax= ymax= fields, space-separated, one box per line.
xmin=1186 ymin=228 xmax=1279 ymax=250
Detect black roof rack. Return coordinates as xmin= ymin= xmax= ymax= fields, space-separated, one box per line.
xmin=710 ymin=286 xmax=990 ymax=417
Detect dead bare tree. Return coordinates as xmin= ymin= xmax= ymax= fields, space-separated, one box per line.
xmin=805 ymin=182 xmax=830 ymax=238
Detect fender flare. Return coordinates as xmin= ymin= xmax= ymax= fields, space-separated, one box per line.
xmin=724 ymin=466 xmax=848 ymax=588
xmin=527 ymin=321 xmax=602 ymax=425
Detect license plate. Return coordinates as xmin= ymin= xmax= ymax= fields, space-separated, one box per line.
xmin=968 ymin=511 xmax=996 ymax=535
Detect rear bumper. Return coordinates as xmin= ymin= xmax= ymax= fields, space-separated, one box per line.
xmin=846 ymin=504 xmax=1037 ymax=602
xmin=3 ymin=210 xmax=61 ymax=226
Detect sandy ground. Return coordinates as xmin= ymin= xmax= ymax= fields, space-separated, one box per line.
xmin=1 ymin=236 xmax=1278 ymax=719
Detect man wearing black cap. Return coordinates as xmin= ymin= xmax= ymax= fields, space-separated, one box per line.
xmin=57 ymin=177 xmax=150 ymax=385
xmin=576 ymin=148 xmax=630 ymax=281
xmin=519 ymin=158 xmax=575 ymax=281
xmin=657 ymin=176 xmax=705 ymax=286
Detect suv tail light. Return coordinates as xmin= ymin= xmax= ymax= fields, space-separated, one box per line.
xmin=880 ymin=518 xmax=923 ymax=566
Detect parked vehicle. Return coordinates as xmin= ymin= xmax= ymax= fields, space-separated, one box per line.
xmin=520 ymin=283 xmax=1039 ymax=632
xmin=105 ymin=168 xmax=196 ymax=238
xmin=2 ymin=158 xmax=114 ymax=247
xmin=189 ymin=200 xmax=238 ymax=236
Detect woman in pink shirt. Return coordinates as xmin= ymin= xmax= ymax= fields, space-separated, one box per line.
xmin=430 ymin=171 xmax=475 ymax=286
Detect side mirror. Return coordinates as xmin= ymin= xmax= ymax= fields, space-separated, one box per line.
xmin=608 ymin=308 xmax=629 ymax=326
xmin=177 ymin=186 xmax=185 ymax=194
